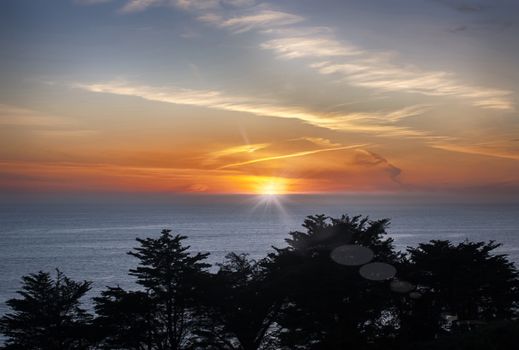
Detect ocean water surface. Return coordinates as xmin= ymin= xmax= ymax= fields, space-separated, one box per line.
xmin=1 ymin=194 xmax=518 ymax=317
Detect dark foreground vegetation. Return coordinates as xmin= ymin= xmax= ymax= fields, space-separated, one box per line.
xmin=1 ymin=214 xmax=519 ymax=349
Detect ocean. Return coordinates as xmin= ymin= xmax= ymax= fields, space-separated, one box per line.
xmin=1 ymin=194 xmax=519 ymax=317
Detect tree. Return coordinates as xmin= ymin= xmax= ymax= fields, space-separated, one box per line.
xmin=416 ymin=320 xmax=519 ymax=350
xmin=0 ymin=270 xmax=92 ymax=350
xmin=195 ymin=253 xmax=282 ymax=350
xmin=400 ymin=240 xmax=519 ymax=341
xmin=126 ymin=229 xmax=210 ymax=350
xmin=265 ymin=214 xmax=401 ymax=349
xmin=93 ymin=287 xmax=156 ymax=349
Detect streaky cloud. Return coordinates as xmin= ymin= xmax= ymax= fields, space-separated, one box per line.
xmin=203 ymin=5 xmax=514 ymax=111
xmin=120 ymin=0 xmax=255 ymax=13
xmin=219 ymin=144 xmax=367 ymax=169
xmin=0 ymin=104 xmax=70 ymax=127
xmin=209 ymin=143 xmax=271 ymax=158
xmin=261 ymin=37 xmax=361 ymax=59
xmin=0 ymin=104 xmax=97 ymax=137
xmin=76 ymin=80 xmax=432 ymax=137
xmin=200 ymin=9 xmax=304 ymax=33
xmin=337 ymin=105 xmax=431 ymax=123
xmin=431 ymin=142 xmax=519 ymax=161
xmin=118 ymin=1 xmax=513 ymax=110
xmin=310 ymin=60 xmax=513 ymax=110
xmin=120 ymin=0 xmax=160 ymax=13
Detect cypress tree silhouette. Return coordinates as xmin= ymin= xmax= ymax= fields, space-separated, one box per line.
xmin=398 ymin=240 xmax=519 ymax=342
xmin=265 ymin=215 xmax=401 ymax=349
xmin=126 ymin=229 xmax=210 ymax=349
xmin=93 ymin=287 xmax=156 ymax=349
xmin=0 ymin=270 xmax=92 ymax=350
xmin=416 ymin=320 xmax=519 ymax=350
xmin=194 ymin=253 xmax=282 ymax=350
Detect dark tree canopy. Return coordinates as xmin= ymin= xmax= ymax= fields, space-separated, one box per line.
xmin=397 ymin=240 xmax=519 ymax=342
xmin=408 ymin=240 xmax=518 ymax=320
xmin=265 ymin=214 xmax=402 ymax=349
xmin=282 ymin=214 xmax=397 ymax=259
xmin=126 ymin=229 xmax=211 ymax=349
xmin=93 ymin=287 xmax=156 ymax=349
xmin=0 ymin=270 xmax=92 ymax=350
xmin=195 ymin=253 xmax=281 ymax=350
xmin=416 ymin=320 xmax=519 ymax=350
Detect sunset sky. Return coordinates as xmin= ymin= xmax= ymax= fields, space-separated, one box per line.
xmin=1 ymin=0 xmax=518 ymax=196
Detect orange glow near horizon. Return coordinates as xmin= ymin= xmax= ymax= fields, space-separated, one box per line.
xmin=256 ymin=178 xmax=288 ymax=196
xmin=0 ymin=138 xmax=518 ymax=196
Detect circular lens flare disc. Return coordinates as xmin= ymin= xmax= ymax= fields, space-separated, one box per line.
xmin=330 ymin=245 xmax=374 ymax=266
xmin=359 ymin=262 xmax=397 ymax=281
xmin=390 ymin=279 xmax=415 ymax=293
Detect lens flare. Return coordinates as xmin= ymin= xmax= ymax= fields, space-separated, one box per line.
xmin=247 ymin=177 xmax=292 ymax=221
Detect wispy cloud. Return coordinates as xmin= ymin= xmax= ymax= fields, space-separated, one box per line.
xmin=113 ymin=0 xmax=514 ymax=110
xmin=220 ymin=10 xmax=303 ymax=33
xmin=194 ymin=4 xmax=514 ymax=111
xmin=0 ymin=104 xmax=70 ymax=127
xmin=355 ymin=149 xmax=402 ymax=183
xmin=77 ymin=80 xmax=334 ymax=127
xmin=337 ymin=105 xmax=431 ymax=123
xmin=120 ymin=0 xmax=161 ymax=13
xmin=76 ymin=80 xmax=431 ymax=137
xmin=209 ymin=143 xmax=270 ymax=158
xmin=261 ymin=37 xmax=361 ymax=59
xmin=0 ymin=104 xmax=97 ymax=137
xmin=0 ymin=160 xmax=241 ymax=192
xmin=296 ymin=137 xmax=342 ymax=148
xmin=219 ymin=144 xmax=366 ymax=169
xmin=431 ymin=142 xmax=519 ymax=161
xmin=175 ymin=0 xmax=221 ymax=10
xmin=119 ymin=0 xmax=254 ymax=13
xmin=309 ymin=60 xmax=513 ymax=110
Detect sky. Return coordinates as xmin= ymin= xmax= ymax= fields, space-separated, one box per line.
xmin=1 ymin=0 xmax=518 ymax=197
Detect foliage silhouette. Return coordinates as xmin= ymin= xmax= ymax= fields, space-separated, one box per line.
xmin=194 ymin=253 xmax=282 ymax=350
xmin=415 ymin=320 xmax=519 ymax=350
xmin=397 ymin=240 xmax=519 ymax=342
xmin=93 ymin=287 xmax=156 ymax=349
xmin=126 ymin=229 xmax=210 ymax=349
xmin=1 ymin=214 xmax=518 ymax=350
xmin=0 ymin=270 xmax=92 ymax=350
xmin=264 ymin=214 xmax=402 ymax=349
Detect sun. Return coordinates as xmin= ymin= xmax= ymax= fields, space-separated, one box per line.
xmin=249 ymin=178 xmax=290 ymax=217
xmin=261 ymin=183 xmax=280 ymax=196
xmin=256 ymin=179 xmax=286 ymax=196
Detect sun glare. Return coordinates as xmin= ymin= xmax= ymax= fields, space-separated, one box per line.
xmin=257 ymin=179 xmax=286 ymax=196
xmin=261 ymin=183 xmax=279 ymax=196
xmin=250 ymin=178 xmax=290 ymax=217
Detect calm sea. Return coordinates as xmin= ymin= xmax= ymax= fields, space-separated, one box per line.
xmin=1 ymin=194 xmax=519 ymax=317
